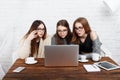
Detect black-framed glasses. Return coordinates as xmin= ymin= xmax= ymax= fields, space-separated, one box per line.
xmin=57 ymin=29 xmax=68 ymax=33
xmin=75 ymin=27 xmax=84 ymax=31
xmin=37 ymin=28 xmax=45 ymax=31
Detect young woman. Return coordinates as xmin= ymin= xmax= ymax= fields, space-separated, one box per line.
xmin=51 ymin=19 xmax=72 ymax=45
xmin=17 ymin=20 xmax=51 ymax=59
xmin=71 ymin=17 xmax=102 ymax=58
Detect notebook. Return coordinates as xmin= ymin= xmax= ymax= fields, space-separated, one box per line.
xmin=83 ymin=64 xmax=101 ymax=72
xmin=44 ymin=45 xmax=79 ymax=66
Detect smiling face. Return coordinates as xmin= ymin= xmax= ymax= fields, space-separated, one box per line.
xmin=57 ymin=25 xmax=68 ymax=38
xmin=37 ymin=24 xmax=45 ymax=38
xmin=74 ymin=22 xmax=85 ymax=37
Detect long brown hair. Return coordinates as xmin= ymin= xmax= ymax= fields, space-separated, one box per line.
xmin=24 ymin=20 xmax=47 ymax=57
xmin=54 ymin=19 xmax=72 ymax=44
xmin=72 ymin=17 xmax=91 ymax=44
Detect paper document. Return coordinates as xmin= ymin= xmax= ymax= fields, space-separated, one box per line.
xmin=83 ymin=64 xmax=101 ymax=72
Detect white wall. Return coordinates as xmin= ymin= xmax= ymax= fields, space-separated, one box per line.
xmin=0 ymin=0 xmax=120 ymax=76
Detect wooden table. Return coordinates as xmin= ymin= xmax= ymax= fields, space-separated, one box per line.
xmin=3 ymin=57 xmax=120 ymax=80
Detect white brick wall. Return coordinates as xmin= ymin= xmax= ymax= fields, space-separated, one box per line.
xmin=0 ymin=0 xmax=120 ymax=76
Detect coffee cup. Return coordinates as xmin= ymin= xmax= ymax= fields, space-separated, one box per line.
xmin=25 ymin=57 xmax=35 ymax=63
xmin=92 ymin=53 xmax=101 ymax=61
xmin=80 ymin=55 xmax=87 ymax=61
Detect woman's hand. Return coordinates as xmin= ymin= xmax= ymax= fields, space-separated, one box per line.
xmin=27 ymin=30 xmax=38 ymax=40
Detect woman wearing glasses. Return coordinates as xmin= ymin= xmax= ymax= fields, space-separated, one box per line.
xmin=71 ymin=17 xmax=102 ymax=58
xmin=17 ymin=20 xmax=51 ymax=59
xmin=51 ymin=19 xmax=72 ymax=45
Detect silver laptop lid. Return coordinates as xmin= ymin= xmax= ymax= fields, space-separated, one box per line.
xmin=44 ymin=45 xmax=79 ymax=66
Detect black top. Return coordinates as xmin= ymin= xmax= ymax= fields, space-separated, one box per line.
xmin=79 ymin=33 xmax=93 ymax=54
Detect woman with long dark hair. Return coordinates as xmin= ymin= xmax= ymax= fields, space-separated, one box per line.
xmin=17 ymin=20 xmax=51 ymax=59
xmin=51 ymin=19 xmax=72 ymax=45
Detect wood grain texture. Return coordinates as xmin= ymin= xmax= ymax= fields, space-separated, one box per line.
xmin=3 ymin=57 xmax=120 ymax=80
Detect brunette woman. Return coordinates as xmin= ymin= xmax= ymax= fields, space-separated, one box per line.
xmin=51 ymin=19 xmax=72 ymax=45
xmin=17 ymin=20 xmax=51 ymax=59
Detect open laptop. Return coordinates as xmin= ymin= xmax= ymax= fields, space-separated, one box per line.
xmin=44 ymin=45 xmax=79 ymax=66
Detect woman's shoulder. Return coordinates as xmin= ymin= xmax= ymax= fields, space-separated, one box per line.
xmin=42 ymin=34 xmax=52 ymax=44
xmin=45 ymin=34 xmax=52 ymax=40
xmin=90 ymin=31 xmax=98 ymax=41
xmin=51 ymin=34 xmax=56 ymax=40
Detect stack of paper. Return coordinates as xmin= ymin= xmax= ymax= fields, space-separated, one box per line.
xmin=83 ymin=64 xmax=101 ymax=72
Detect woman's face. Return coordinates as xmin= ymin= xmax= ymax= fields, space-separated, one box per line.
xmin=37 ymin=24 xmax=45 ymax=38
xmin=57 ymin=25 xmax=68 ymax=38
xmin=74 ymin=22 xmax=85 ymax=37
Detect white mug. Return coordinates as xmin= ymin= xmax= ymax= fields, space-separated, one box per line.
xmin=92 ymin=53 xmax=101 ymax=61
xmin=25 ymin=57 xmax=35 ymax=63
xmin=80 ymin=55 xmax=87 ymax=61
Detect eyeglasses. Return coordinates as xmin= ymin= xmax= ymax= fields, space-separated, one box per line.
xmin=57 ymin=29 xmax=68 ymax=33
xmin=37 ymin=28 xmax=45 ymax=31
xmin=75 ymin=27 xmax=84 ymax=31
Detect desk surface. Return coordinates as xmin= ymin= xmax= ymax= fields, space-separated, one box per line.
xmin=3 ymin=57 xmax=120 ymax=80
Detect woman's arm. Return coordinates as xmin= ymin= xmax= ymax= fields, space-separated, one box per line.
xmin=90 ymin=31 xmax=102 ymax=53
xmin=51 ymin=36 xmax=56 ymax=45
xmin=17 ymin=38 xmax=31 ymax=59
xmin=17 ymin=30 xmax=38 ymax=59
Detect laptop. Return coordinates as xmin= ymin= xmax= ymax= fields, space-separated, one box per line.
xmin=44 ymin=45 xmax=79 ymax=66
